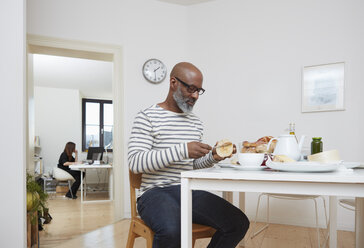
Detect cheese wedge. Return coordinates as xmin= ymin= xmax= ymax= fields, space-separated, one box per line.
xmin=308 ymin=150 xmax=340 ymax=163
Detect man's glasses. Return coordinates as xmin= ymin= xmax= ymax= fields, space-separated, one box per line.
xmin=175 ymin=77 xmax=205 ymax=95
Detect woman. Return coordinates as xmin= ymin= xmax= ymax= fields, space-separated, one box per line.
xmin=58 ymin=142 xmax=85 ymax=199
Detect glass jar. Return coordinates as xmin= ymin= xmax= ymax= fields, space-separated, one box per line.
xmin=311 ymin=137 xmax=323 ymax=155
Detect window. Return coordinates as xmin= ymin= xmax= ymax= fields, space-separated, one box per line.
xmin=82 ymin=98 xmax=113 ymax=151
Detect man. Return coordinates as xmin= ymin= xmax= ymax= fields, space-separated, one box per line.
xmin=128 ymin=62 xmax=249 ymax=248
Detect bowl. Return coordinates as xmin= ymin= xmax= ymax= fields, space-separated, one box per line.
xmin=307 ymin=149 xmax=341 ymax=163
xmin=238 ymin=153 xmax=265 ymax=167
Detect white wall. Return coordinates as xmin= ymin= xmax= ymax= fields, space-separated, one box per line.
xmin=34 ymin=86 xmax=110 ymax=183
xmin=35 ymin=87 xmax=82 ymax=174
xmin=0 ymin=0 xmax=26 ymax=247
xmin=187 ymin=0 xmax=364 ymax=230
xmin=27 ymin=0 xmax=189 ymax=218
xmin=27 ymin=0 xmax=364 ymax=231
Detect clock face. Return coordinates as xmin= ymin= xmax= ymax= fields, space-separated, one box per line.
xmin=142 ymin=59 xmax=167 ymax=84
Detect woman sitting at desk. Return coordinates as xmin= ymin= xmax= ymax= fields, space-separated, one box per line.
xmin=58 ymin=141 xmax=85 ymax=199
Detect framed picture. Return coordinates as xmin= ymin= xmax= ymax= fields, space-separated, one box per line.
xmin=302 ymin=62 xmax=345 ymax=112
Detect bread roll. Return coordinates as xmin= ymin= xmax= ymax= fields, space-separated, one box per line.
xmin=256 ymin=144 xmax=268 ymax=153
xmin=241 ymin=147 xmax=256 ymax=153
xmin=241 ymin=136 xmax=275 ymax=153
xmin=256 ymin=136 xmax=274 ymax=144
xmin=216 ymin=139 xmax=234 ymax=157
xmin=242 ymin=141 xmax=257 ymax=148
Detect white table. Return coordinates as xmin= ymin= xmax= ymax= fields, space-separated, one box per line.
xmin=181 ymin=167 xmax=364 ymax=248
xmin=69 ymin=164 xmax=113 ymax=203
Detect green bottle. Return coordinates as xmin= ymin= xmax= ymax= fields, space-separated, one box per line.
xmin=311 ymin=137 xmax=323 ymax=155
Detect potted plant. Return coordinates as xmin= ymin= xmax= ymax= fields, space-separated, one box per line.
xmin=26 ymin=171 xmax=49 ymax=224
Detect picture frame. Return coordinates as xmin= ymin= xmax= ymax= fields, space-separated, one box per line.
xmin=302 ymin=62 xmax=345 ymax=113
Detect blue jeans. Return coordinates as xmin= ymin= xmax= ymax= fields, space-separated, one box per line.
xmin=137 ymin=185 xmax=250 ymax=248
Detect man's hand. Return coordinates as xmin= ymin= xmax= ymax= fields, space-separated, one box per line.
xmin=212 ymin=143 xmax=237 ymax=161
xmin=187 ymin=142 xmax=212 ymax=159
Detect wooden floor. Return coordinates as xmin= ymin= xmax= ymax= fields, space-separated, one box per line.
xmin=39 ymin=192 xmax=115 ymax=247
xmin=40 ymin=193 xmax=355 ymax=248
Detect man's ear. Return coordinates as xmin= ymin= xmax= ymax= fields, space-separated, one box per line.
xmin=170 ymin=77 xmax=178 ymax=91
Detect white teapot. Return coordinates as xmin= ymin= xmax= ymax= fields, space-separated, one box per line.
xmin=267 ymin=134 xmax=305 ymax=161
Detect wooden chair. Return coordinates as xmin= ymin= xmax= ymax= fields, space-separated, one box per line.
xmin=126 ymin=170 xmax=216 ymax=248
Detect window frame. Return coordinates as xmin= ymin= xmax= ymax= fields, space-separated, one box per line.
xmin=82 ymin=98 xmax=113 ymax=152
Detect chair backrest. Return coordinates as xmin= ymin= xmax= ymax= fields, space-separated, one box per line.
xmin=339 ymin=198 xmax=355 ymax=211
xmin=129 ymin=170 xmax=142 ymax=218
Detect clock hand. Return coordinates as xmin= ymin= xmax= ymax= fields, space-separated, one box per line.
xmin=154 ymin=71 xmax=157 ymax=81
xmin=154 ymin=67 xmax=160 ymax=72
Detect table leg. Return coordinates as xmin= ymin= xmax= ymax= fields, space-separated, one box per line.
xmin=223 ymin=192 xmax=233 ymax=203
xmin=355 ymin=197 xmax=364 ymax=248
xmin=84 ymin=170 xmax=87 ymax=199
xmin=238 ymin=192 xmax=246 ymax=247
xmin=181 ymin=178 xmax=192 ymax=248
xmin=109 ymin=168 xmax=113 ymax=200
xmin=329 ymin=196 xmax=337 ymax=248
xmin=80 ymin=169 xmax=83 ymax=203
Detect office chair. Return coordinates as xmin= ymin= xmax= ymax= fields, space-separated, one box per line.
xmin=250 ymin=193 xmax=328 ymax=248
xmin=53 ymin=167 xmax=75 ymax=198
xmin=126 ymin=170 xmax=216 ymax=248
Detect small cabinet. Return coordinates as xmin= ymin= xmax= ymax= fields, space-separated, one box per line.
xmin=42 ymin=176 xmax=57 ymax=193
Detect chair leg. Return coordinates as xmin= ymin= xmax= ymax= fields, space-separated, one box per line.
xmin=313 ymin=198 xmax=321 ymax=248
xmin=68 ymin=180 xmax=73 ymax=198
xmin=192 ymin=237 xmax=196 ymax=248
xmin=251 ymin=193 xmax=269 ymax=238
xmin=146 ymin=233 xmax=153 ymax=248
xmin=267 ymin=194 xmax=270 ymax=223
xmin=321 ymin=196 xmax=329 ymax=248
xmin=126 ymin=223 xmax=136 ymax=248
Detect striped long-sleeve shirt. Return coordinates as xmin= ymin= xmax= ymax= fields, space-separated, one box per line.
xmin=128 ymin=104 xmax=217 ymax=195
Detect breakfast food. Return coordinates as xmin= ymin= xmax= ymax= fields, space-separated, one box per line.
xmin=216 ymin=139 xmax=234 ymax=157
xmin=241 ymin=146 xmax=257 ymax=153
xmin=241 ymin=136 xmax=276 ymax=153
xmin=308 ymin=150 xmax=340 ymax=163
xmin=273 ymin=155 xmax=296 ymax=163
xmin=256 ymin=144 xmax=268 ymax=153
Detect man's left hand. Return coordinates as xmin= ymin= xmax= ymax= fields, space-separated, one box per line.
xmin=212 ymin=143 xmax=237 ymax=161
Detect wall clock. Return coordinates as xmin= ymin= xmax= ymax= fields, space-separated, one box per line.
xmin=142 ymin=59 xmax=167 ymax=84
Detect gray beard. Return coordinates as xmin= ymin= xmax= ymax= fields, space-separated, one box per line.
xmin=173 ymin=87 xmax=194 ymax=113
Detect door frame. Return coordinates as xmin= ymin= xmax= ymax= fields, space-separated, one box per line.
xmin=27 ymin=34 xmax=124 ymax=220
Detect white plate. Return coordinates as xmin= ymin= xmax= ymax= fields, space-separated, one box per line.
xmin=219 ymin=163 xmax=266 ymax=171
xmin=342 ymin=162 xmax=362 ymax=169
xmin=266 ymin=160 xmax=339 ymax=172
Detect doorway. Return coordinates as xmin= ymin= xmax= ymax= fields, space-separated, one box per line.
xmin=27 ymin=34 xmax=124 ymax=244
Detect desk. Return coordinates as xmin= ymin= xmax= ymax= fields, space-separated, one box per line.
xmin=181 ymin=167 xmax=364 ymax=248
xmin=69 ymin=164 xmax=113 ymax=203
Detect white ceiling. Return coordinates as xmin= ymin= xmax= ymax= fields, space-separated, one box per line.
xmin=33 ymin=54 xmax=113 ymax=98
xmin=157 ymin=0 xmax=215 ymax=5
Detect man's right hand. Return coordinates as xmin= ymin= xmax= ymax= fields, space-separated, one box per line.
xmin=187 ymin=142 xmax=212 ymax=159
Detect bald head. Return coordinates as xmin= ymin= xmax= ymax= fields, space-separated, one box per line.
xmin=170 ymin=62 xmax=203 ymax=83
xmin=159 ymin=62 xmax=203 ymax=113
